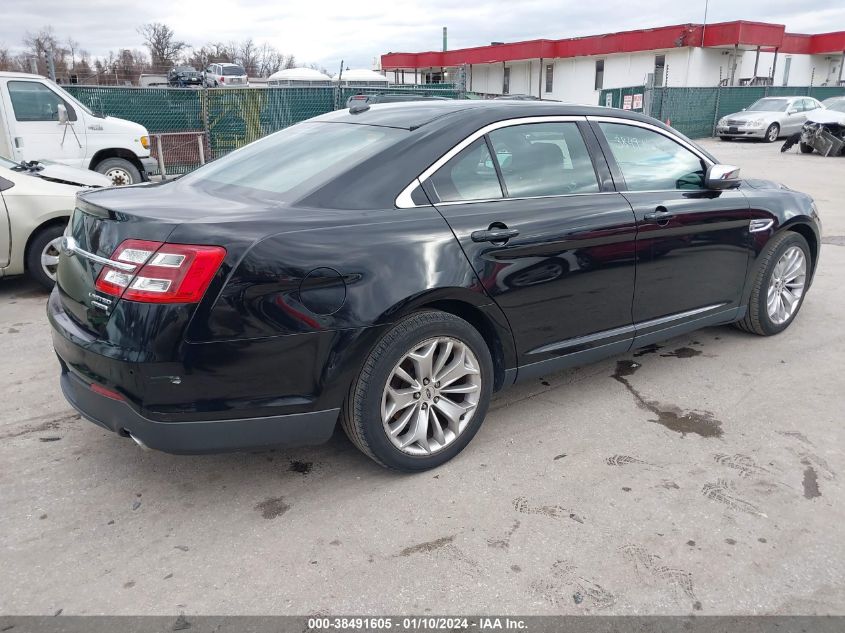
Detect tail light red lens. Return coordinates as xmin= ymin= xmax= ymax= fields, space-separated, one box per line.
xmin=95 ymin=240 xmax=226 ymax=304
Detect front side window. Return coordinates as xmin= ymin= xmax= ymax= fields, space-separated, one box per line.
xmin=599 ymin=122 xmax=706 ymax=191
xmin=429 ymin=138 xmax=503 ymax=202
xmin=8 ymin=81 xmax=76 ymax=122
xmin=488 ymin=122 xmax=600 ymax=197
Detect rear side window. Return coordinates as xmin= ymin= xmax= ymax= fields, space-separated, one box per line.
xmin=488 ymin=122 xmax=599 ymax=197
xmin=8 ymin=81 xmax=77 ymax=122
xmin=180 ymin=121 xmax=405 ymax=199
xmin=599 ymin=122 xmax=706 ymax=191
xmin=429 ymin=138 xmax=503 ymax=202
xmin=223 ymin=65 xmax=246 ymax=76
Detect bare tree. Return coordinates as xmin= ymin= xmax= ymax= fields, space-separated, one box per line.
xmin=235 ymin=38 xmax=259 ymax=76
xmin=138 ymin=22 xmax=187 ymax=70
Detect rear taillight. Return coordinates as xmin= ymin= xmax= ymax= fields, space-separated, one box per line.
xmin=95 ymin=239 xmax=226 ymax=304
xmin=219 ymin=76 xmax=225 ymax=83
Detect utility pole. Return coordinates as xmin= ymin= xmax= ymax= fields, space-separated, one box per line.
xmin=46 ymin=47 xmax=57 ymax=82
xmin=701 ymin=0 xmax=709 ymax=46
xmin=443 ymin=27 xmax=447 ymax=52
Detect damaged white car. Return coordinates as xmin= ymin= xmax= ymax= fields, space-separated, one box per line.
xmin=783 ymin=99 xmax=845 ymax=156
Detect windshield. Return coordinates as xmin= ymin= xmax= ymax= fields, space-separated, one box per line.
xmin=222 ymin=65 xmax=246 ymax=76
xmin=747 ymin=98 xmax=790 ymax=112
xmin=825 ymin=100 xmax=845 ymax=113
xmin=179 ymin=121 xmax=406 ymax=201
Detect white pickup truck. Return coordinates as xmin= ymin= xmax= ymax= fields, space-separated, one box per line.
xmin=0 ymin=72 xmax=157 ymax=185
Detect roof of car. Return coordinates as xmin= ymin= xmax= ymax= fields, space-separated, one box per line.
xmin=314 ymin=99 xmax=659 ymax=131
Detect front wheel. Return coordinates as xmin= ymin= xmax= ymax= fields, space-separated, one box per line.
xmin=764 ymin=123 xmax=780 ymax=143
xmin=341 ymin=311 xmax=494 ymax=471
xmin=94 ymin=157 xmax=141 ymax=185
xmin=736 ymin=232 xmax=811 ymax=336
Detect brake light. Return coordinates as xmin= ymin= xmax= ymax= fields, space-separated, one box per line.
xmin=95 ymin=239 xmax=226 ymax=304
xmin=90 ymin=382 xmax=125 ymax=401
xmin=219 ymin=76 xmax=225 ymax=83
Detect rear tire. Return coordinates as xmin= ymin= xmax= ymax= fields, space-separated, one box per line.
xmin=799 ymin=142 xmax=814 ymax=154
xmin=26 ymin=223 xmax=65 ymax=290
xmin=719 ymin=136 xmax=732 ymax=141
xmin=735 ymin=232 xmax=811 ymax=336
xmin=341 ymin=311 xmax=494 ymax=471
xmin=94 ymin=157 xmax=141 ymax=185
xmin=763 ymin=123 xmax=780 ymax=143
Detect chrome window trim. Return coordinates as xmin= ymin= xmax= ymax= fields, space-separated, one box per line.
xmin=587 ymin=115 xmax=716 ymax=168
xmin=434 ymin=190 xmax=619 ymax=207
xmin=395 ymin=115 xmax=587 ymax=209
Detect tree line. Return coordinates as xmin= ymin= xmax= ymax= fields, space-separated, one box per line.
xmin=0 ymin=23 xmax=329 ymax=85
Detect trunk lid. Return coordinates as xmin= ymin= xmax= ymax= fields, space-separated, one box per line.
xmin=57 ymin=193 xmax=178 ymax=336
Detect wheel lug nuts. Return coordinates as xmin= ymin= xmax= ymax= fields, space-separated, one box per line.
xmin=413 ymin=392 xmax=421 ymax=399
xmin=421 ymin=403 xmax=428 ymax=409
xmin=434 ymin=396 xmax=440 ymax=403
xmin=434 ymin=382 xmax=440 ymax=388
xmin=423 ymin=378 xmax=430 ymax=385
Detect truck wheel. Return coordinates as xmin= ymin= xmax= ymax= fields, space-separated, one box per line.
xmin=799 ymin=142 xmax=814 ymax=154
xmin=95 ymin=158 xmax=141 ymax=185
xmin=26 ymin=223 xmax=65 ymax=290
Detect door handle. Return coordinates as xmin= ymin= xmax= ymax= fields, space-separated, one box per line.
xmin=471 ymin=227 xmax=519 ymax=243
xmin=643 ymin=207 xmax=674 ymax=225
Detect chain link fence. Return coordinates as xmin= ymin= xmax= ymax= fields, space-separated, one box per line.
xmin=64 ymin=84 xmax=462 ymax=175
xmin=600 ymin=85 xmax=845 ymax=139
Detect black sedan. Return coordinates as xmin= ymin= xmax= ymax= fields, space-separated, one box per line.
xmin=167 ymin=66 xmax=203 ymax=87
xmin=49 ymin=101 xmax=821 ymax=471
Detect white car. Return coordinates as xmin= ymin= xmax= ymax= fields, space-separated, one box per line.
xmin=716 ymin=96 xmax=824 ymax=142
xmin=203 ymin=63 xmax=249 ymax=88
xmin=0 ymin=156 xmax=110 ymax=288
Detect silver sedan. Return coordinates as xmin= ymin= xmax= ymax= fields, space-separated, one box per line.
xmin=716 ymin=96 xmax=824 ymax=142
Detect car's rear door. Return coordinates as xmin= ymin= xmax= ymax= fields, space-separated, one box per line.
xmin=423 ymin=117 xmax=638 ymax=375
xmin=590 ymin=117 xmax=750 ymax=346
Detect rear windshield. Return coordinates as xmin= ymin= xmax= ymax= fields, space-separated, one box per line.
xmin=179 ymin=121 xmax=405 ymax=200
xmin=222 ymin=65 xmax=246 ymax=76
xmin=747 ymin=98 xmax=789 ymax=112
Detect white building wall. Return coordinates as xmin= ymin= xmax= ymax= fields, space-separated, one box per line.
xmin=465 ymin=48 xmax=829 ymax=101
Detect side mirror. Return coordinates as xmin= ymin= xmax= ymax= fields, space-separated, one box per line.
xmin=57 ymin=103 xmax=68 ymax=124
xmin=787 ymin=108 xmax=798 ymax=115
xmin=706 ymin=164 xmax=741 ymax=190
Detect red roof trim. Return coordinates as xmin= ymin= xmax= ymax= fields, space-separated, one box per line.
xmin=381 ymin=21 xmax=845 ymax=69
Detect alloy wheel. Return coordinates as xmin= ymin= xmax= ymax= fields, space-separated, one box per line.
xmin=41 ymin=237 xmax=62 ymax=282
xmin=766 ymin=246 xmax=806 ymax=325
xmin=766 ymin=125 xmax=779 ymax=142
xmin=381 ymin=337 xmax=482 ymax=456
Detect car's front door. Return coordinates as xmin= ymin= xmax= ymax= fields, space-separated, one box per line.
xmin=591 ymin=118 xmax=750 ymax=346
xmin=783 ymin=99 xmax=807 ymax=134
xmin=424 ymin=118 xmax=638 ymax=375
xmin=1 ymin=79 xmax=87 ymax=167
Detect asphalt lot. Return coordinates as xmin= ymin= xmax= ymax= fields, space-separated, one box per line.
xmin=1 ymin=138 xmax=843 ymax=616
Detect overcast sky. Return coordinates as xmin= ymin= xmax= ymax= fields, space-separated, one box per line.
xmin=3 ymin=0 xmax=844 ymax=70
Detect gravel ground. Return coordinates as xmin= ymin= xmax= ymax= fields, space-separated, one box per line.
xmin=1 ymin=137 xmax=843 ymax=615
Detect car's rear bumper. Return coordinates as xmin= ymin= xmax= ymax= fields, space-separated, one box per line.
xmin=59 ymin=368 xmax=338 ymax=454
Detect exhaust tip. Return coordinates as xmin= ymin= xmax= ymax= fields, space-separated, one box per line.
xmin=127 ymin=432 xmax=150 ymax=451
